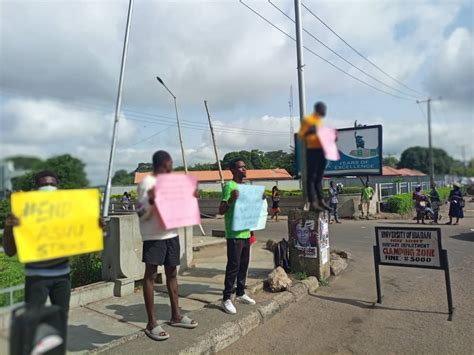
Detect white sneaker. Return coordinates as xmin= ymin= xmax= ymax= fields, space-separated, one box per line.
xmin=222 ymin=299 xmax=237 ymax=314
xmin=236 ymin=294 xmax=256 ymax=305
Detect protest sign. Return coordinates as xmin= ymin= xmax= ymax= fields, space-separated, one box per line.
xmin=232 ymin=185 xmax=265 ymax=231
xmin=375 ymin=227 xmax=441 ymax=268
xmin=154 ymin=174 xmax=201 ymax=230
xmin=318 ymin=126 xmax=340 ymax=161
xmin=252 ymin=199 xmax=268 ymax=231
xmin=11 ymin=189 xmax=103 ymax=263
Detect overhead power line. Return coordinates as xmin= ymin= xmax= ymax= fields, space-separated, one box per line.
xmin=301 ymin=2 xmax=427 ymax=97
xmin=240 ymin=0 xmax=414 ymax=101
xmin=268 ymin=0 xmax=421 ymax=100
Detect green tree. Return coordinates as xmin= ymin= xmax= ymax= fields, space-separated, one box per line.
xmin=382 ymin=156 xmax=399 ymax=168
xmin=12 ymin=154 xmax=88 ymax=190
xmin=398 ymin=146 xmax=454 ymax=174
xmin=222 ymin=150 xmax=270 ymax=170
xmin=112 ymin=169 xmax=134 ymax=186
xmin=134 ymin=163 xmax=153 ymax=172
xmin=5 ymin=156 xmax=43 ymax=170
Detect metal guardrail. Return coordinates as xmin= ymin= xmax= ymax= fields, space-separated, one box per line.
xmin=0 ymin=284 xmax=24 ymax=309
xmin=377 ymin=180 xmax=446 ymax=201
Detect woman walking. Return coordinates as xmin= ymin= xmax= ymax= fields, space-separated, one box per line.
xmin=413 ymin=186 xmax=427 ymax=224
xmin=446 ymin=183 xmax=464 ymax=225
xmin=270 ymin=186 xmax=281 ymax=222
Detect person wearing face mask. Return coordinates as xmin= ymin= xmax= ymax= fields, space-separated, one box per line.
xmin=3 ymin=171 xmax=81 ymax=350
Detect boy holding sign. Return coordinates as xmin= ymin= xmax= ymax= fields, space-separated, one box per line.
xmin=3 ymin=170 xmax=105 ymax=351
xmin=137 ymin=151 xmax=198 ymax=341
xmin=219 ymin=159 xmax=257 ymax=314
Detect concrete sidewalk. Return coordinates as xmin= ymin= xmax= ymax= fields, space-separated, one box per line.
xmin=0 ymin=241 xmax=275 ymax=354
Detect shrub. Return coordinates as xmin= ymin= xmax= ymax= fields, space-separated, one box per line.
xmin=70 ymin=253 xmax=102 ymax=288
xmin=0 ymin=199 xmax=10 ymax=230
xmin=386 ymin=193 xmax=414 ymax=214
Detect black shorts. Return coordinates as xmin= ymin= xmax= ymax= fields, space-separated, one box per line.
xmin=142 ymin=236 xmax=180 ymax=266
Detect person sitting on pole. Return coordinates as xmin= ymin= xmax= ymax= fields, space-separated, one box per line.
xmin=298 ymin=101 xmax=331 ymax=212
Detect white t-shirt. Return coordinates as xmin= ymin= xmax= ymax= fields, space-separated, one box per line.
xmin=137 ymin=174 xmax=178 ymax=241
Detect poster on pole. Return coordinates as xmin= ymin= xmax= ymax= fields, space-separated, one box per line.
xmin=325 ymin=125 xmax=382 ymax=176
xmin=11 ymin=189 xmax=103 ymax=263
xmin=154 ymin=174 xmax=201 ymax=230
xmin=232 ymin=185 xmax=265 ymax=231
xmin=375 ymin=227 xmax=441 ymax=268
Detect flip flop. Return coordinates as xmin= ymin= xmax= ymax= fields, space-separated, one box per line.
xmin=169 ymin=315 xmax=198 ymax=329
xmin=144 ymin=325 xmax=170 ymax=341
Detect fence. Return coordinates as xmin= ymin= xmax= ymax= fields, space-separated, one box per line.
xmin=377 ymin=180 xmax=445 ymax=202
xmin=0 ymin=249 xmax=24 ymax=310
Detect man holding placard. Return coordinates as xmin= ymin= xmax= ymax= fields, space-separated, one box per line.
xmin=3 ymin=170 xmax=105 ymax=352
xmin=219 ymin=159 xmax=257 ymax=315
xmin=137 ymin=151 xmax=198 ymax=341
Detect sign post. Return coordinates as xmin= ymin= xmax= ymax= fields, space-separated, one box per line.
xmin=373 ymin=226 xmax=454 ymax=320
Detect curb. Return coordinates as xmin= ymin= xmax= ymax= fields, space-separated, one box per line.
xmin=177 ymin=277 xmax=319 ymax=354
xmin=92 ymin=277 xmax=319 ymax=354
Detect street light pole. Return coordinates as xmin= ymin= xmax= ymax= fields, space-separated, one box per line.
xmin=294 ymin=0 xmax=308 ymax=205
xmin=103 ymin=0 xmax=134 ymax=218
xmin=417 ymin=98 xmax=440 ymax=184
xmin=156 ymin=77 xmax=188 ymax=174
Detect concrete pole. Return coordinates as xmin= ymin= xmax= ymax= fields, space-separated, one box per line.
xmin=427 ymin=98 xmax=434 ymax=184
xmin=204 ymin=100 xmax=225 ymax=189
xmin=173 ymin=96 xmax=188 ymax=174
xmin=294 ymin=0 xmax=308 ymax=205
xmin=103 ymin=0 xmax=134 ymax=218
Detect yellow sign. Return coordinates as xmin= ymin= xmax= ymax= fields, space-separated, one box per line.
xmin=11 ymin=189 xmax=103 ymax=263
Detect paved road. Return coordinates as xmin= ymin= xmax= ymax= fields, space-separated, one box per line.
xmin=220 ymin=207 xmax=474 ymax=354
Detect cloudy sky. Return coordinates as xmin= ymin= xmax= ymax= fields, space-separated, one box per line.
xmin=1 ymin=0 xmax=473 ymax=184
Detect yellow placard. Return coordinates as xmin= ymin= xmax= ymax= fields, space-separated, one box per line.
xmin=11 ymin=189 xmax=103 ymax=263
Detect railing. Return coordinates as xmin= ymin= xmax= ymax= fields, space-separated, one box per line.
xmin=0 ymin=284 xmax=24 ymax=310
xmin=377 ymin=180 xmax=446 ymax=201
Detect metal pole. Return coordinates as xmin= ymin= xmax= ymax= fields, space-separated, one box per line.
xmin=204 ymin=100 xmax=225 ymax=189
xmin=103 ymin=0 xmax=134 ymax=218
xmin=427 ymin=98 xmax=434 ymax=184
xmin=173 ymin=97 xmax=188 ymax=174
xmin=289 ymin=85 xmax=294 ymax=148
xmin=294 ymin=0 xmax=308 ymax=205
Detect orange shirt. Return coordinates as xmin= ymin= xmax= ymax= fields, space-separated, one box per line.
xmin=298 ymin=113 xmax=323 ymax=149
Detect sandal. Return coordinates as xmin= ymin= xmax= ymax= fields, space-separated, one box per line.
xmin=169 ymin=315 xmax=198 ymax=329
xmin=145 ymin=325 xmax=170 ymax=341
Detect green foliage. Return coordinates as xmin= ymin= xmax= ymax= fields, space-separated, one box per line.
xmin=5 ymin=156 xmax=43 ymax=170
xmin=383 ymin=156 xmax=399 ymax=168
xmin=385 ymin=194 xmax=414 ymax=214
xmin=319 ymin=278 xmax=330 ymax=287
xmin=398 ymin=146 xmax=456 ymax=175
xmin=0 ymin=252 xmax=25 ymax=306
xmin=294 ymin=271 xmax=308 ymax=280
xmin=70 ymin=253 xmax=102 ymax=288
xmin=12 ymin=154 xmax=89 ymax=191
xmin=112 ymin=169 xmax=134 ymax=186
xmin=0 ymin=199 xmax=11 ymax=229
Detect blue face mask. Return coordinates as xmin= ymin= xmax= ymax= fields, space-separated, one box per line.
xmin=38 ymin=185 xmax=58 ymax=192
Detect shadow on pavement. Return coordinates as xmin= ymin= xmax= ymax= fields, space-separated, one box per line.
xmin=312 ymin=295 xmax=449 ymax=315
xmin=450 ymin=232 xmax=474 ymax=242
xmin=106 ymin=303 xmax=172 ymax=323
xmin=67 ymin=324 xmax=122 ymax=352
xmin=182 ymin=267 xmax=271 ymax=280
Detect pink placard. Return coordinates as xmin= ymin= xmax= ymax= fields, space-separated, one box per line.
xmin=318 ymin=126 xmax=340 ymax=161
xmin=154 ymin=174 xmax=201 ymax=230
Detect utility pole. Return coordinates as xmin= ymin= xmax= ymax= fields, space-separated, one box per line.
xmin=204 ymin=100 xmax=225 ymax=189
xmin=461 ymin=145 xmax=467 ymax=176
xmin=289 ymin=85 xmax=294 ymax=149
xmin=103 ymin=0 xmax=134 ymax=218
xmin=294 ymin=0 xmax=308 ymax=204
xmin=417 ymin=98 xmax=440 ymax=185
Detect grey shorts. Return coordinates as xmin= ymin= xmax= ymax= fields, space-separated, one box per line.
xmin=142 ymin=236 xmax=180 ymax=266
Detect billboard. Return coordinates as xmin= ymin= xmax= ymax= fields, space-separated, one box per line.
xmin=325 ymin=125 xmax=382 ymax=176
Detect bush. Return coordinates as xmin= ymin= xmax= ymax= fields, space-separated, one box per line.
xmin=0 ymin=199 xmax=10 ymax=230
xmin=70 ymin=253 xmax=102 ymax=288
xmin=386 ymin=193 xmax=414 ymax=214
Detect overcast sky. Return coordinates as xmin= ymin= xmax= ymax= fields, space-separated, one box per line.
xmin=1 ymin=0 xmax=473 ymax=184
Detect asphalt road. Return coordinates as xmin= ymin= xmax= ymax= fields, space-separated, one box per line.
xmin=218 ymin=206 xmax=474 ymax=354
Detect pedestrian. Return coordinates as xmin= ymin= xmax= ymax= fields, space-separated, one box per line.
xmin=412 ymin=186 xmax=427 ymax=224
xmin=2 ymin=170 xmax=105 ymax=352
xmin=298 ymin=101 xmax=331 ymax=212
xmin=219 ymin=158 xmax=257 ymax=314
xmin=360 ymin=182 xmax=374 ymax=219
xmin=446 ymin=182 xmax=464 ymax=225
xmin=270 ymin=186 xmax=281 ymax=222
xmin=121 ymin=191 xmax=131 ymax=211
xmin=429 ymin=183 xmax=441 ymax=224
xmin=137 ymin=150 xmax=198 ymax=341
xmin=328 ymin=181 xmax=341 ymax=224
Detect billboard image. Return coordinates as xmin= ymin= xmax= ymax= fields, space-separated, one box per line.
xmin=325 ymin=125 xmax=382 ymax=176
